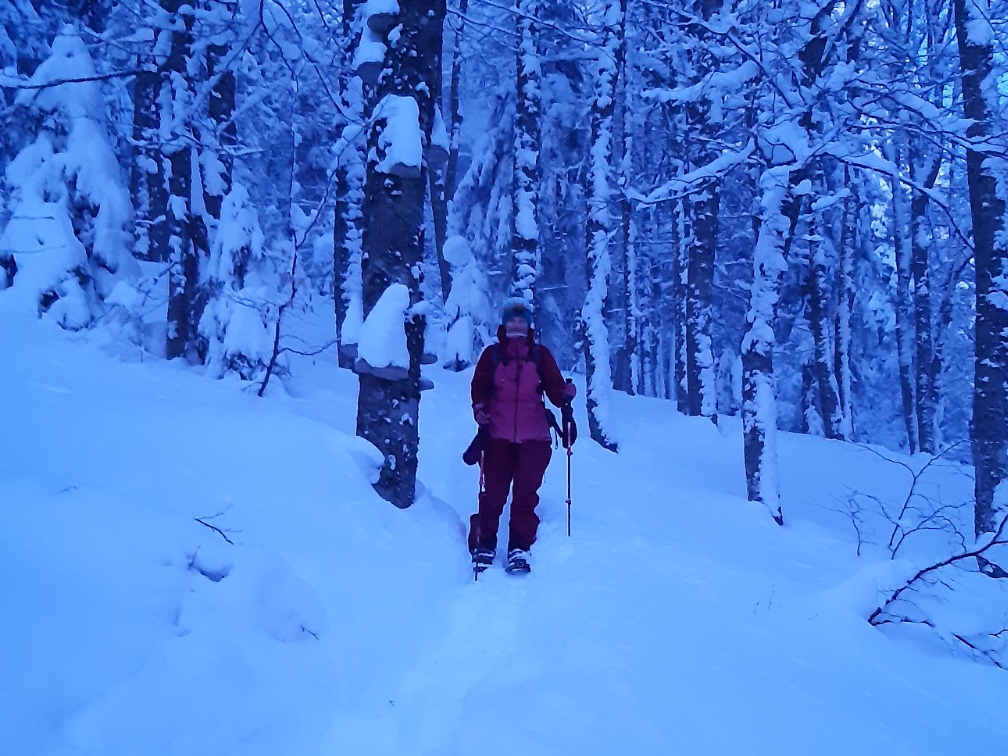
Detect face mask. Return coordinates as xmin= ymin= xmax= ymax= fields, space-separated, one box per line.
xmin=505 ymin=319 xmax=529 ymax=339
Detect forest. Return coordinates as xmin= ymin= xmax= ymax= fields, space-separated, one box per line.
xmin=1 ymin=0 xmax=1006 ymax=540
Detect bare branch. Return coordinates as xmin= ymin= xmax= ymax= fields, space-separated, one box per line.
xmin=194 ymin=517 xmax=235 ymax=545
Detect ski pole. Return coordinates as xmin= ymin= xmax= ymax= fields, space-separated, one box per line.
xmin=563 ymin=379 xmax=574 ymax=537
xmin=566 ymin=442 xmax=572 ymax=537
xmin=475 ymin=453 xmax=486 ymax=581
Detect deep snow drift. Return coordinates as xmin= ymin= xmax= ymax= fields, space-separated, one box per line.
xmin=2 ymin=301 xmax=1007 ymax=756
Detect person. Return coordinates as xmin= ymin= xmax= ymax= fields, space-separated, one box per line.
xmin=468 ymin=297 xmax=577 ymax=574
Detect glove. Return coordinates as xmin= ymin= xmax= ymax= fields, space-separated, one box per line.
xmin=473 ymin=404 xmax=490 ymax=426
xmin=563 ymin=382 xmax=577 ymax=401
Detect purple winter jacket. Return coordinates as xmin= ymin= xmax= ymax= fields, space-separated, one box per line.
xmin=471 ymin=328 xmax=568 ymax=443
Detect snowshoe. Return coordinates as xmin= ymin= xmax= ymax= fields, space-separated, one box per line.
xmin=472 ymin=548 xmax=494 ymax=579
xmin=505 ymin=548 xmax=531 ymax=575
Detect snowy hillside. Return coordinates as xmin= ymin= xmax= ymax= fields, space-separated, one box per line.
xmin=2 ymin=301 xmax=1008 ymax=756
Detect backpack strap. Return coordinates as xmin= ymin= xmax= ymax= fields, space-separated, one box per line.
xmin=489 ymin=342 xmax=544 ymax=394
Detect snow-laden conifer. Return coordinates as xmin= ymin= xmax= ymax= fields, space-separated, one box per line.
xmin=0 ymin=26 xmax=133 ymax=329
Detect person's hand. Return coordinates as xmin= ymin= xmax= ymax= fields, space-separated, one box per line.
xmin=474 ymin=404 xmax=490 ymax=426
xmin=563 ymin=382 xmax=577 ymax=401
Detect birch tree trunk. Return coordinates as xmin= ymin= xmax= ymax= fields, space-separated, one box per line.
xmin=583 ymin=0 xmax=624 ymax=452
xmin=355 ymin=0 xmax=445 ymax=508
xmin=953 ymin=0 xmax=1008 ymax=538
xmin=511 ymin=0 xmax=541 ymax=305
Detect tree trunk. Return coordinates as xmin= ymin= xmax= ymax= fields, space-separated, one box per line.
xmin=909 ymin=150 xmax=941 ymax=454
xmin=889 ymin=139 xmax=919 ymax=453
xmin=355 ymin=0 xmax=445 ymax=508
xmin=683 ymin=0 xmax=719 ymax=422
xmin=741 ymin=172 xmax=788 ymax=525
xmin=835 ymin=173 xmax=857 ymax=440
xmin=510 ymin=0 xmax=541 ymax=305
xmin=444 ymin=0 xmax=467 ymax=201
xmin=673 ymin=199 xmax=688 ymax=412
xmin=427 ymin=3 xmax=451 ymax=305
xmin=953 ymin=0 xmax=1008 ymax=538
xmin=130 ymin=50 xmax=167 ymax=262
xmin=429 ymin=154 xmax=452 ymax=305
xmin=163 ymin=1 xmax=201 ymax=362
xmin=582 ymin=0 xmax=624 ymax=452
xmin=203 ymin=2 xmax=236 ymax=224
xmin=334 ymin=0 xmax=366 ymax=369
xmin=613 ymin=12 xmax=634 ymax=396
xmin=808 ymin=220 xmax=844 ymax=439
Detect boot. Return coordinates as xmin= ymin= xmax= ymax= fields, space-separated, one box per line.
xmin=472 ymin=548 xmax=494 ymax=575
xmin=505 ymin=548 xmax=531 ymax=575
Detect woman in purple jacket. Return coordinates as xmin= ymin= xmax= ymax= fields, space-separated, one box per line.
xmin=468 ymin=298 xmax=576 ymax=574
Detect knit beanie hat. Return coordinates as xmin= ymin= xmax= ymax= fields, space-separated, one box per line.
xmin=501 ymin=297 xmax=533 ymax=327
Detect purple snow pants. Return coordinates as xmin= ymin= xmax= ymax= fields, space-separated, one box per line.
xmin=468 ymin=438 xmax=552 ymax=554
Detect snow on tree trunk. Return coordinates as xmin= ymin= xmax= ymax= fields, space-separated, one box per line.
xmin=195 ymin=1 xmax=262 ymax=379
xmin=953 ymin=0 xmax=1008 ymax=538
xmin=807 ymin=214 xmax=844 ymax=440
xmin=612 ymin=0 xmax=633 ymax=396
xmin=583 ymin=0 xmax=624 ymax=453
xmin=202 ymin=1 xmax=236 ymax=225
xmin=623 ymin=206 xmax=639 ymax=396
xmin=445 ymin=0 xmax=467 ymax=202
xmin=510 ymin=0 xmax=541 ymax=305
xmin=673 ymin=199 xmax=688 ymax=413
xmin=335 ymin=0 xmax=366 ymax=369
xmin=355 ymin=0 xmax=445 ymax=508
xmin=441 ymin=99 xmax=508 ymax=369
xmin=428 ymin=113 xmax=452 ymax=306
xmin=162 ymin=1 xmax=203 ymax=362
xmin=199 ymin=184 xmax=273 ymax=379
xmin=130 ymin=30 xmax=168 ymax=263
xmin=741 ymin=170 xmax=788 ymax=525
xmin=683 ymin=0 xmax=719 ymax=422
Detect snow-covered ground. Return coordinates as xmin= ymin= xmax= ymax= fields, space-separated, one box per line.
xmin=3 ymin=299 xmax=1008 ymax=756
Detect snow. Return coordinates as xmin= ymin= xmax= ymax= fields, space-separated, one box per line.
xmin=441 ymin=235 xmax=492 ymax=367
xmin=2 ymin=299 xmax=1008 ymax=755
xmin=352 ymin=24 xmax=386 ymax=80
xmin=1 ymin=27 xmax=133 ymax=328
xmin=357 ymin=282 xmax=411 ymax=373
xmin=373 ymin=94 xmax=423 ymax=178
